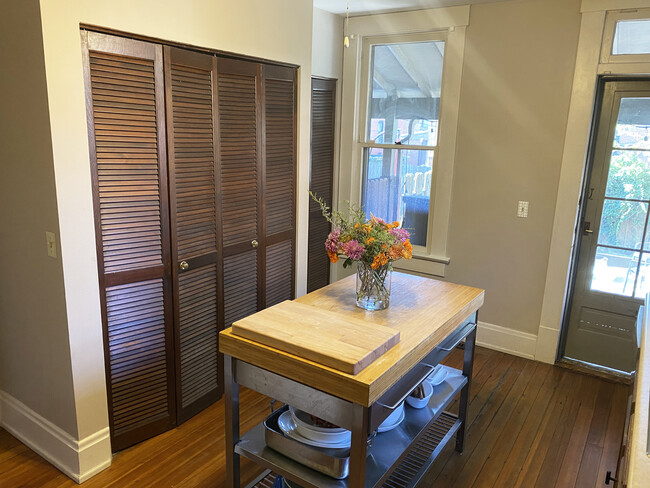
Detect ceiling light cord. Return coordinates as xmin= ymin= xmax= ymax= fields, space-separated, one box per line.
xmin=344 ymin=0 xmax=350 ymax=48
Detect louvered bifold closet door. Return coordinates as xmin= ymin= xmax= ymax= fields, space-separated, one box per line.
xmin=307 ymin=78 xmax=336 ymax=293
xmin=164 ymin=47 xmax=221 ymax=422
xmin=263 ymin=65 xmax=296 ymax=307
xmin=82 ymin=31 xmax=176 ymax=451
xmin=217 ymin=58 xmax=262 ymax=328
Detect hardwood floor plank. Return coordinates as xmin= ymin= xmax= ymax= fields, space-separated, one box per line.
xmin=553 ymin=376 xmax=601 ymax=487
xmin=491 ymin=364 xmax=564 ymax=487
xmin=0 ymin=348 xmax=629 ymax=488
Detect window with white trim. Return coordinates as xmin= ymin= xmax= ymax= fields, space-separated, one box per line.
xmin=360 ymin=33 xmax=445 ymax=248
xmin=602 ymin=8 xmax=650 ymax=64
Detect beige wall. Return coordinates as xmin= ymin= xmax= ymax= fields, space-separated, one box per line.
xmin=312 ymin=7 xmax=344 ymax=79
xmin=0 ymin=0 xmax=78 ymax=436
xmin=444 ymin=0 xmax=581 ymax=335
xmin=37 ymin=0 xmax=314 ymax=449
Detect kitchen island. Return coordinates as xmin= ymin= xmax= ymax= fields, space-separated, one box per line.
xmin=220 ymin=272 xmax=485 ymax=488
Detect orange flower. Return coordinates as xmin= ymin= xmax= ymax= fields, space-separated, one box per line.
xmin=327 ymin=250 xmax=339 ymax=263
xmin=401 ymin=240 xmax=413 ymax=259
xmin=387 ymin=245 xmax=402 ymax=260
xmin=362 ymin=224 xmax=372 ymax=234
xmin=392 ymin=221 xmax=400 ymax=228
xmin=365 ymin=237 xmax=375 ymax=245
xmin=371 ymin=252 xmax=389 ymax=269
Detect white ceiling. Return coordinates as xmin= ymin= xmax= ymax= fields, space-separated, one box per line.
xmin=314 ymin=0 xmax=501 ymax=16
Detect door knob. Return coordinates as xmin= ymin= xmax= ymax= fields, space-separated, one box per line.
xmin=179 ymin=261 xmax=189 ymax=271
xmin=251 ymin=239 xmax=259 ymax=248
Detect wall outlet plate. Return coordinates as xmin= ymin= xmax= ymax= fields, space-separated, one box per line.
xmin=46 ymin=231 xmax=57 ymax=258
xmin=517 ymin=201 xmax=529 ymax=218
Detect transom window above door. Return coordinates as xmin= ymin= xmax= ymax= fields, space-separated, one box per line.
xmin=361 ymin=33 xmax=445 ymax=248
xmin=601 ymin=8 xmax=650 ymax=64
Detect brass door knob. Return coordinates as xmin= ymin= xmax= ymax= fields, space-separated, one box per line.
xmin=251 ymin=239 xmax=259 ymax=248
xmin=179 ymin=261 xmax=189 ymax=271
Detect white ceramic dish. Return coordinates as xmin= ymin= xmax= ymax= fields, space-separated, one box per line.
xmin=406 ymin=381 xmax=433 ymax=409
xmin=377 ymin=404 xmax=405 ymax=433
xmin=278 ymin=411 xmax=351 ymax=449
xmin=426 ymin=365 xmax=448 ymax=387
xmin=289 ymin=406 xmax=351 ymax=444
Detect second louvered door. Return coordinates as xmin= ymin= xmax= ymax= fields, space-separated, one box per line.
xmin=164 ymin=47 xmax=221 ymax=422
xmin=264 ymin=65 xmax=296 ymax=307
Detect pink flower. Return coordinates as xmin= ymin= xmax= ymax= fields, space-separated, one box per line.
xmin=369 ymin=214 xmax=385 ymax=225
xmin=325 ymin=228 xmax=341 ymax=253
xmin=342 ymin=240 xmax=365 ymax=260
xmin=389 ymin=227 xmax=410 ymax=243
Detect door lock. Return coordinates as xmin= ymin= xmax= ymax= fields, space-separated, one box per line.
xmin=583 ymin=221 xmax=594 ymax=235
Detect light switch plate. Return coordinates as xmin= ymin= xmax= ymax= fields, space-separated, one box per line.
xmin=46 ymin=231 xmax=57 ymax=258
xmin=517 ymin=201 xmax=529 ymax=218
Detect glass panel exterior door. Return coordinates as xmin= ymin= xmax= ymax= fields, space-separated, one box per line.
xmin=564 ymin=81 xmax=650 ymax=373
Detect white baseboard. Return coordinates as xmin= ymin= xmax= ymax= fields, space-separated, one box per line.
xmin=0 ymin=390 xmax=111 ymax=483
xmin=476 ymin=321 xmax=538 ymax=360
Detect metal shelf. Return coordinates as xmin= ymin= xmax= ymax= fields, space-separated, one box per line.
xmin=236 ymin=366 xmax=467 ymax=488
xmin=247 ymin=413 xmax=460 ymax=488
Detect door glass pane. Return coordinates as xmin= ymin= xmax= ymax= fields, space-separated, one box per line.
xmin=597 ymin=199 xmax=647 ymax=249
xmin=362 ymin=148 xmax=433 ymax=246
xmin=635 ymin=252 xmax=650 ymax=298
xmin=613 ymin=98 xmax=650 ymax=150
xmin=367 ymin=41 xmax=444 ymax=146
xmin=613 ymin=20 xmax=650 ymax=55
xmin=591 ymin=247 xmax=636 ymax=296
xmin=605 ymin=150 xmax=650 ymax=199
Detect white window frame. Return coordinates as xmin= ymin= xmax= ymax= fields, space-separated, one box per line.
xmin=601 ymin=8 xmax=650 ymax=64
xmin=337 ymin=6 xmax=469 ymax=278
xmin=359 ymin=31 xmax=446 ymax=256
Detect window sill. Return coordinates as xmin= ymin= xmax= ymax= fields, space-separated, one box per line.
xmin=394 ymin=253 xmax=449 ymax=277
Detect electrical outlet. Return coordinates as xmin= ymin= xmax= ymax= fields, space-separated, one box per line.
xmin=46 ymin=231 xmax=57 ymax=258
xmin=517 ymin=201 xmax=529 ymax=218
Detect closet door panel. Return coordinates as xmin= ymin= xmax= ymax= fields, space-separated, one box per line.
xmin=217 ymin=58 xmax=262 ymax=320
xmin=263 ymin=65 xmax=296 ymax=306
xmin=165 ymin=47 xmax=221 ymax=421
xmin=83 ymin=31 xmax=175 ymax=452
xmin=308 ymin=78 xmax=336 ymax=292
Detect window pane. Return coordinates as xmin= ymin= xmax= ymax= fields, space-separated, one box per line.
xmin=590 ymin=247 xmax=635 ymax=296
xmin=362 ymin=148 xmax=433 ymax=246
xmin=597 ymin=199 xmax=647 ymax=249
xmin=613 ymin=19 xmax=650 ymax=55
xmin=635 ymin=252 xmax=650 ymax=298
xmin=613 ymin=98 xmax=650 ymax=150
xmin=367 ymin=41 xmax=444 ymax=146
xmin=605 ymin=150 xmax=650 ymax=199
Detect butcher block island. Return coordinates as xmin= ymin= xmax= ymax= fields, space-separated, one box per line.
xmin=220 ymin=273 xmax=485 ymax=488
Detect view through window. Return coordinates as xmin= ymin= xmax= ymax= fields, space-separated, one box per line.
xmin=361 ymin=38 xmax=445 ymax=247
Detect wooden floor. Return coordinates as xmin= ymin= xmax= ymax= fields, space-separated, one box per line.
xmin=0 ymin=347 xmax=629 ymax=488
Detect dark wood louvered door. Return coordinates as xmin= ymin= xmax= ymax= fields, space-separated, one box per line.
xmin=164 ymin=47 xmax=221 ymax=422
xmin=263 ymin=65 xmax=296 ymax=307
xmin=82 ymin=32 xmax=176 ymax=451
xmin=308 ymin=78 xmax=336 ymax=293
xmin=216 ymin=58 xmax=263 ymax=329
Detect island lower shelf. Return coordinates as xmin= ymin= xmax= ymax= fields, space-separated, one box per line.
xmin=237 ymin=366 xmax=467 ymax=488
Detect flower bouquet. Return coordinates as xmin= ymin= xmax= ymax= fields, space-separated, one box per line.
xmin=311 ymin=193 xmax=412 ymax=310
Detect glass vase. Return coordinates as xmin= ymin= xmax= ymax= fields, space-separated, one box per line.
xmin=356 ymin=261 xmax=392 ymax=311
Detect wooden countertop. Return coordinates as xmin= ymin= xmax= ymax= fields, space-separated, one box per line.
xmin=628 ymin=297 xmax=650 ymax=487
xmin=219 ymin=272 xmax=484 ymax=407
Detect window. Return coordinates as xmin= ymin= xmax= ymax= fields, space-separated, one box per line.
xmin=361 ymin=35 xmax=445 ymax=247
xmin=601 ymin=8 xmax=650 ymax=64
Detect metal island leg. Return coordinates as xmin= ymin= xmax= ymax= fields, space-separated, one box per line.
xmin=455 ymin=323 xmax=476 ymax=453
xmin=225 ymin=354 xmax=240 ymax=488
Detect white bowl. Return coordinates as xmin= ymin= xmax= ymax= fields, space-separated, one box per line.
xmin=289 ymin=406 xmax=351 ymax=444
xmin=406 ymin=381 xmax=433 ymax=409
